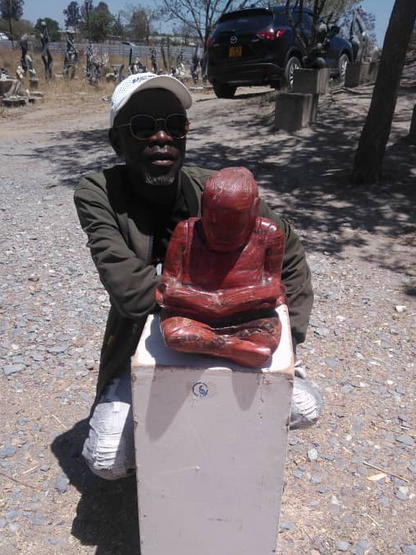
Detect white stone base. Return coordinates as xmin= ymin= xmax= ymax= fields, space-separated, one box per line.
xmin=131 ymin=304 xmax=294 ymax=555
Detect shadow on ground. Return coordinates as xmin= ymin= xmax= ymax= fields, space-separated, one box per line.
xmin=30 ymin=86 xmax=415 ymax=286
xmin=51 ymin=420 xmax=140 ymax=555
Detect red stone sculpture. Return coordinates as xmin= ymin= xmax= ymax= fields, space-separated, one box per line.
xmin=155 ymin=167 xmax=286 ymax=368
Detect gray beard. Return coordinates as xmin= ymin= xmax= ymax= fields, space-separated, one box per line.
xmin=143 ymin=172 xmax=176 ymax=187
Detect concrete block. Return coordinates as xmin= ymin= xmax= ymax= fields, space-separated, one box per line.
xmin=2 ymin=97 xmax=26 ymax=107
xmin=275 ymin=92 xmax=319 ymax=132
xmin=29 ymin=78 xmax=39 ymax=90
xmin=367 ymin=61 xmax=379 ymax=82
xmin=131 ymin=304 xmax=294 ymax=555
xmin=344 ymin=61 xmax=379 ymax=88
xmin=292 ymin=68 xmax=329 ymax=95
xmin=0 ymin=79 xmax=15 ymax=97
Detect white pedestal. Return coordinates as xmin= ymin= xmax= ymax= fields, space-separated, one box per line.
xmin=131 ymin=304 xmax=294 ymax=555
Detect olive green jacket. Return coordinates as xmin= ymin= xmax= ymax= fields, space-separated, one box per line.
xmin=74 ymin=164 xmax=313 ymax=405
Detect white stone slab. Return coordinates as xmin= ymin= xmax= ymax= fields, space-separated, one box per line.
xmin=131 ymin=304 xmax=294 ymax=555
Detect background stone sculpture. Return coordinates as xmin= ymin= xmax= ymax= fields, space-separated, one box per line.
xmin=156 ymin=167 xmax=286 ymax=368
xmin=20 ymin=34 xmax=36 ymax=78
xmin=40 ymin=21 xmax=53 ymax=80
xmin=63 ymin=27 xmax=78 ymax=79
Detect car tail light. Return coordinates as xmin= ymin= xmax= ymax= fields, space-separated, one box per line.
xmin=257 ymin=29 xmax=285 ymax=40
xmin=206 ymin=35 xmax=216 ymax=48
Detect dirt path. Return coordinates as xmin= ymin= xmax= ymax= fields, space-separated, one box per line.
xmin=0 ymin=80 xmax=415 ymax=555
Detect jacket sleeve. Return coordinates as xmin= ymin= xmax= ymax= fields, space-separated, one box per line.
xmin=259 ymin=200 xmax=314 ymax=345
xmin=74 ymin=176 xmax=160 ymax=320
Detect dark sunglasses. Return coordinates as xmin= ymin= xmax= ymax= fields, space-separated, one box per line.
xmin=114 ymin=113 xmax=190 ymax=140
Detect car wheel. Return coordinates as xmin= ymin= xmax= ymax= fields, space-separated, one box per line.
xmin=213 ymin=83 xmax=237 ymax=99
xmin=338 ymin=53 xmax=350 ymax=84
xmin=284 ymin=57 xmax=302 ymax=90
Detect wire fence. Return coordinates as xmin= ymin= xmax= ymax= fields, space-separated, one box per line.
xmin=0 ymin=40 xmax=197 ymax=69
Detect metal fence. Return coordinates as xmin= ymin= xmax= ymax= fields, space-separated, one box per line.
xmin=0 ymin=40 xmax=197 ymax=69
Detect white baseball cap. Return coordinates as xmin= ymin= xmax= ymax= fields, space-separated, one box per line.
xmin=110 ymin=72 xmax=193 ymax=126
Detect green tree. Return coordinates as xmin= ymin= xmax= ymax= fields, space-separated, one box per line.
xmin=0 ymin=17 xmax=32 ymax=38
xmin=64 ymin=1 xmax=81 ymax=30
xmin=80 ymin=0 xmax=93 ymax=40
xmin=88 ymin=2 xmax=114 ymax=42
xmin=34 ymin=17 xmax=61 ymax=41
xmin=0 ymin=0 xmax=24 ymax=41
xmin=111 ymin=12 xmax=124 ymax=39
xmin=121 ymin=3 xmax=159 ymax=44
xmin=352 ymin=0 xmax=416 ymax=184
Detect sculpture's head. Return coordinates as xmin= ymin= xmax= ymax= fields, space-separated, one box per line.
xmin=109 ymin=73 xmax=192 ymax=204
xmin=201 ymin=167 xmax=260 ymax=252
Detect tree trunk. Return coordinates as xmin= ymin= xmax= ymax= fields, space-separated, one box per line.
xmin=351 ymin=0 xmax=416 ymax=185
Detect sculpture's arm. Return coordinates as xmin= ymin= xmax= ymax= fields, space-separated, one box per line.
xmin=212 ymin=222 xmax=286 ymax=317
xmin=156 ymin=221 xmax=221 ymax=316
xmin=157 ymin=277 xmax=221 ymax=317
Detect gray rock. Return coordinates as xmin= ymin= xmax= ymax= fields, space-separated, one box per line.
xmin=395 ymin=487 xmax=409 ymax=501
xmin=337 ymin=540 xmax=350 ymax=551
xmin=3 ymin=364 xmax=24 ymax=376
xmin=355 ymin=539 xmax=377 ymax=553
xmin=340 ymin=385 xmax=353 ymax=394
xmin=325 ymin=358 xmax=339 ymax=369
xmin=314 ymin=327 xmax=330 ymax=337
xmin=47 ymin=343 xmax=69 ymax=354
xmin=0 ymin=445 xmax=17 ymax=459
xmin=401 ymin=546 xmax=416 ymax=555
xmin=6 ymin=510 xmax=19 ymax=522
xmin=396 ymin=434 xmax=415 ymax=447
xmin=54 ymin=474 xmax=70 ymax=493
xmin=279 ymin=521 xmax=296 ymax=532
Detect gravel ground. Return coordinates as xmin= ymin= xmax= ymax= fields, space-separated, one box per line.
xmin=0 ymin=80 xmax=415 ymax=555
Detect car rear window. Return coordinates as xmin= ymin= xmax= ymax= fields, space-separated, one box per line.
xmin=215 ymin=13 xmax=274 ymax=33
xmin=273 ymin=14 xmax=291 ymax=26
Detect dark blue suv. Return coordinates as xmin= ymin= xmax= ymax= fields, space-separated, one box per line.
xmin=207 ymin=6 xmax=354 ymax=98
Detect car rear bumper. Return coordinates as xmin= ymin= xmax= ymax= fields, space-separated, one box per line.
xmin=208 ymin=60 xmax=285 ymax=86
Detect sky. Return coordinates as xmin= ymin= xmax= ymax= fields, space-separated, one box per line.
xmin=22 ymin=0 xmax=396 ymax=46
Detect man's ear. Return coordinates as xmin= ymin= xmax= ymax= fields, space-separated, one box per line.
xmin=109 ymin=128 xmax=122 ymax=157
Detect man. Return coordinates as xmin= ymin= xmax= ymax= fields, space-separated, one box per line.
xmin=74 ymin=73 xmax=322 ymax=480
xmin=156 ymin=166 xmax=286 ymax=368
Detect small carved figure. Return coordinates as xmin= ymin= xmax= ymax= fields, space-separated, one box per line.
xmin=303 ymin=22 xmax=330 ymax=69
xmin=16 ymin=65 xmax=24 ymax=80
xmin=156 ymin=166 xmax=286 ymax=368
xmin=20 ymin=34 xmax=36 ymax=78
xmin=129 ymin=54 xmax=146 ymax=75
xmin=350 ymin=9 xmax=370 ymax=62
xmin=40 ymin=21 xmax=53 ymax=79
xmin=85 ymin=42 xmax=108 ymax=85
xmin=190 ymin=43 xmax=202 ymax=84
xmin=63 ymin=27 xmax=78 ymax=79
xmin=150 ymin=46 xmax=157 ymax=73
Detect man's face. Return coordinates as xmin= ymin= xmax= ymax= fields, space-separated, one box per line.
xmin=110 ymin=89 xmax=187 ymax=201
xmin=201 ymin=192 xmax=259 ymax=253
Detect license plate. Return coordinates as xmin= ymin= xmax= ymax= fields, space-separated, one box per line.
xmin=229 ymin=46 xmax=242 ymax=58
